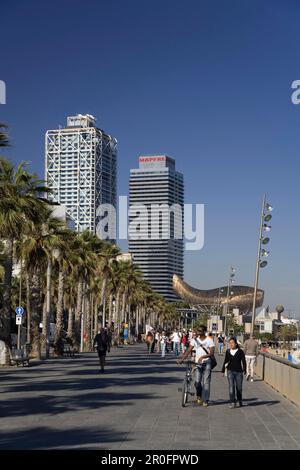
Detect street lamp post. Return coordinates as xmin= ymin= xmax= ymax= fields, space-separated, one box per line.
xmin=224 ymin=267 xmax=235 ymax=335
xmin=251 ymin=195 xmax=273 ymax=335
xmin=216 ymin=288 xmax=224 ymax=316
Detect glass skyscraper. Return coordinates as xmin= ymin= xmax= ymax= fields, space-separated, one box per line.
xmin=129 ymin=155 xmax=184 ymax=301
xmin=45 ymin=114 xmax=117 ymax=235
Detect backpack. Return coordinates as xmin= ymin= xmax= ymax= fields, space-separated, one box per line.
xmin=201 ymin=344 xmax=217 ymax=370
xmin=96 ymin=333 xmax=108 ymax=352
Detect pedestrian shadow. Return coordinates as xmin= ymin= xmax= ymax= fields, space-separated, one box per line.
xmin=245 ymin=400 xmax=280 ymax=407
xmin=193 ymin=398 xmax=258 ymax=406
xmin=207 ymin=398 xmax=280 ymax=407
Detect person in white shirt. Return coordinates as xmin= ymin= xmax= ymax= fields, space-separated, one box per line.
xmin=177 ymin=325 xmax=215 ymax=406
xmin=170 ymin=329 xmax=181 ymax=357
xmin=160 ymin=331 xmax=168 ymax=357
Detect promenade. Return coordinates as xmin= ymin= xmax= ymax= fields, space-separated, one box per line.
xmin=1 ymin=344 xmax=300 ymax=450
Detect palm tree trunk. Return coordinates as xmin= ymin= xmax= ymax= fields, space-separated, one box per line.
xmin=114 ymin=290 xmax=120 ymax=324
xmin=90 ymin=295 xmax=94 ymax=347
xmin=114 ymin=289 xmax=121 ymax=343
xmin=121 ymin=290 xmax=126 ymax=324
xmin=30 ymin=273 xmax=42 ymax=359
xmin=1 ymin=239 xmax=13 ymax=364
xmin=100 ymin=275 xmax=108 ymax=327
xmin=81 ymin=293 xmax=86 ymax=352
xmin=75 ymin=279 xmax=83 ymax=346
xmin=93 ymin=299 xmax=99 ymax=337
xmin=108 ymin=293 xmax=113 ymax=326
xmin=67 ymin=307 xmax=75 ymax=341
xmin=42 ymin=258 xmax=52 ymax=359
xmin=135 ymin=307 xmax=139 ymax=338
xmin=127 ymin=300 xmax=131 ymax=340
xmin=26 ymin=273 xmax=31 ymax=344
xmin=54 ymin=266 xmax=64 ymax=355
xmin=85 ymin=294 xmax=91 ymax=351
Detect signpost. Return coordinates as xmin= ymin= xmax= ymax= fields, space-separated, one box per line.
xmin=15 ymin=306 xmax=24 ymax=316
xmin=15 ymin=306 xmax=24 ymax=349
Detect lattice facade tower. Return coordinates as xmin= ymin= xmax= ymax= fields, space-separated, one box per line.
xmin=45 ymin=114 xmax=117 ymax=235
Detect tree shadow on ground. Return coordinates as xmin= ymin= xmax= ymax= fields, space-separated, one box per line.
xmin=0 ymin=425 xmax=128 ymax=450
xmin=0 ymin=389 xmax=159 ymax=419
xmin=2 ymin=369 xmax=182 ymax=395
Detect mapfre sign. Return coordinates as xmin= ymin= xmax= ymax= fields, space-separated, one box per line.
xmin=139 ymin=156 xmax=166 ymax=163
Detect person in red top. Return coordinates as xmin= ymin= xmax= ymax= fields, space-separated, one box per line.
xmin=181 ymin=329 xmax=188 ymax=354
xmin=261 ymin=343 xmax=269 ymax=353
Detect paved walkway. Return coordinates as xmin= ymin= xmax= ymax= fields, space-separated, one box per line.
xmin=1 ymin=344 xmax=300 ymax=450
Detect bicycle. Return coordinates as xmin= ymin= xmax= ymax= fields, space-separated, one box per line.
xmin=179 ymin=360 xmax=196 ymax=407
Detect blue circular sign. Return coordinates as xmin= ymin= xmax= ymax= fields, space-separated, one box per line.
xmin=15 ymin=306 xmax=24 ymax=315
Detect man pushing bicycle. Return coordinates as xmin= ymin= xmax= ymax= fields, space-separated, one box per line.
xmin=177 ymin=325 xmax=215 ymax=407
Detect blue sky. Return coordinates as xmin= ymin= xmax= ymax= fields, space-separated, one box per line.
xmin=1 ymin=0 xmax=300 ymax=315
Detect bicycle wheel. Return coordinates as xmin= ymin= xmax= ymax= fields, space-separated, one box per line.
xmin=181 ymin=378 xmax=189 ymax=407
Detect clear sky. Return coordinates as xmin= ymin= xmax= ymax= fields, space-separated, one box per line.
xmin=1 ymin=0 xmax=300 ymax=315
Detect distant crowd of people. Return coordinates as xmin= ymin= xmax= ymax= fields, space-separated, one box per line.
xmin=145 ymin=326 xmax=259 ymax=408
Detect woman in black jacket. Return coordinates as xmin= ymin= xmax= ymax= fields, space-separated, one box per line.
xmin=222 ymin=337 xmax=246 ymax=408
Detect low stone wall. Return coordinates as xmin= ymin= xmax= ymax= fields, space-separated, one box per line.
xmin=255 ymin=352 xmax=300 ymax=407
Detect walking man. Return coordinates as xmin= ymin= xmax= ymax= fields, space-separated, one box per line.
xmin=170 ymin=328 xmax=181 ymax=357
xmin=160 ymin=331 xmax=168 ymax=357
xmin=217 ymin=333 xmax=225 ymax=355
xmin=177 ymin=325 xmax=215 ymax=407
xmin=145 ymin=329 xmax=154 ymax=354
xmin=151 ymin=329 xmax=157 ymax=353
xmin=93 ymin=327 xmax=109 ymax=373
xmin=243 ymin=334 xmax=259 ymax=382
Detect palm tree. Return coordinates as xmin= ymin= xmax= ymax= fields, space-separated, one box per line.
xmin=125 ymin=265 xmax=143 ymax=339
xmin=0 ymin=157 xmax=48 ymax=360
xmin=73 ymin=231 xmax=105 ymax=347
xmin=97 ymin=243 xmax=120 ymax=327
xmin=64 ymin=275 xmax=77 ymax=343
xmin=53 ymin=228 xmax=76 ymax=355
xmin=90 ymin=276 xmax=103 ymax=338
xmin=16 ymin=212 xmax=68 ymax=358
xmin=0 ymin=124 xmax=9 ymax=148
